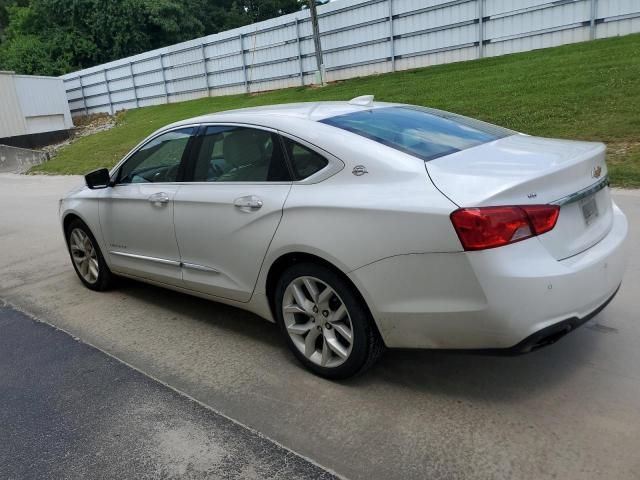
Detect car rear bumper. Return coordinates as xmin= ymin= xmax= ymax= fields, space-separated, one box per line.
xmin=349 ymin=203 xmax=628 ymax=349
xmin=486 ymin=283 xmax=620 ymax=355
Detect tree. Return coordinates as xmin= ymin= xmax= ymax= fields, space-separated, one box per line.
xmin=0 ymin=0 xmax=311 ymax=75
xmin=243 ymin=0 xmax=300 ymax=23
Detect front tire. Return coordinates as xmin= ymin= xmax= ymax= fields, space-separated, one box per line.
xmin=274 ymin=262 xmax=384 ymax=379
xmin=65 ymin=218 xmax=114 ymax=291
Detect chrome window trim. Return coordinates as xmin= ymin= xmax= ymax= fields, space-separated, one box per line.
xmin=277 ymin=130 xmax=345 ymax=184
xmin=110 ymin=181 xmax=293 ymax=187
xmin=192 ymin=122 xmax=344 ymax=185
xmin=551 ymin=175 xmax=609 ymax=206
xmin=109 ymin=124 xmax=201 ymax=184
xmin=109 ymin=121 xmax=345 ymax=187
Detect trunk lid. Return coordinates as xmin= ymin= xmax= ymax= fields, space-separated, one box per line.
xmin=427 ymin=134 xmax=613 ymax=260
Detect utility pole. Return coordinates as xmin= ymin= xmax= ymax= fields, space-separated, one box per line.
xmin=307 ymin=0 xmax=325 ymax=86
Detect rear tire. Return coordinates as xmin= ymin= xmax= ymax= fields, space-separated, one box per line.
xmin=274 ymin=262 xmax=384 ymax=379
xmin=65 ymin=218 xmax=114 ymax=291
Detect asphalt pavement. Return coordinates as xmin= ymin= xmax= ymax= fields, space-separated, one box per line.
xmin=0 ymin=303 xmax=337 ymax=479
xmin=1 ymin=173 xmax=639 ymax=479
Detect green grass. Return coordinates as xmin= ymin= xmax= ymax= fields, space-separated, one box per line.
xmin=33 ymin=34 xmax=640 ymax=186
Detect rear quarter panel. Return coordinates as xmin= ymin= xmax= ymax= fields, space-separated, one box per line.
xmin=254 ymin=132 xmax=461 ymax=295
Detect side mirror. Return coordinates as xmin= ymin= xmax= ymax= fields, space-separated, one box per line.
xmin=85 ymin=168 xmax=111 ymax=189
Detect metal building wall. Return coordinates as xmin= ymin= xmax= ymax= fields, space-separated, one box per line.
xmin=60 ymin=0 xmax=640 ymax=117
xmin=0 ymin=72 xmax=28 ymax=138
xmin=13 ymin=75 xmax=74 ymax=134
xmin=0 ymin=72 xmax=74 ymax=139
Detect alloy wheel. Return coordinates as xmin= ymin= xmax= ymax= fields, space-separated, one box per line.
xmin=282 ymin=276 xmax=354 ymax=368
xmin=69 ymin=228 xmax=99 ymax=284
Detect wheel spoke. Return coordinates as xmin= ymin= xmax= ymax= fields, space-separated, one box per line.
xmin=88 ymin=262 xmax=99 ymax=281
xmin=332 ymin=322 xmax=353 ymax=343
xmin=291 ymin=283 xmax=313 ymax=314
xmin=286 ymin=320 xmax=314 ymax=336
xmin=326 ymin=335 xmax=348 ymax=359
xmin=302 ymin=278 xmax=319 ymax=303
xmin=321 ymin=337 xmax=330 ymax=366
xmin=331 ymin=303 xmax=347 ymax=322
xmin=71 ymin=230 xmax=83 ymax=248
xmin=284 ymin=304 xmax=307 ymax=315
xmin=80 ymin=258 xmax=89 ymax=276
xmin=304 ymin=327 xmax=320 ymax=358
xmin=317 ymin=286 xmax=334 ymax=306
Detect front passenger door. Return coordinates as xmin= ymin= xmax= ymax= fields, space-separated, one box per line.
xmin=99 ymin=127 xmax=195 ymax=285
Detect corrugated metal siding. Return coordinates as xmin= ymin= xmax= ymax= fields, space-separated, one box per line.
xmin=0 ymin=73 xmax=26 ymax=138
xmin=1 ymin=73 xmax=73 ymax=138
xmin=13 ymin=75 xmax=74 ymax=134
xmin=60 ymin=0 xmax=640 ymax=116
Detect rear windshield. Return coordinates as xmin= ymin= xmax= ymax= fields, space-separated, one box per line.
xmin=320 ymin=106 xmax=514 ymax=161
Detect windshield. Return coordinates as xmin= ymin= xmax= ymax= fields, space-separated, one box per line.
xmin=320 ymin=106 xmax=514 ymax=161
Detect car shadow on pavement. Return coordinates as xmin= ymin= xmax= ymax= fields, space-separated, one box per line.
xmin=352 ymin=328 xmax=602 ymax=402
xmin=114 ymin=276 xmax=602 ymax=404
xmin=114 ymin=276 xmax=286 ymax=348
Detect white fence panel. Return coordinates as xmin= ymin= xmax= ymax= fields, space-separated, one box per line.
xmin=61 ymin=0 xmax=640 ymax=116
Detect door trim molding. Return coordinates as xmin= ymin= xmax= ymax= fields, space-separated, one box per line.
xmin=182 ymin=262 xmax=220 ymax=274
xmin=109 ymin=250 xmax=181 ymax=267
xmin=110 ymin=251 xmax=220 ymax=273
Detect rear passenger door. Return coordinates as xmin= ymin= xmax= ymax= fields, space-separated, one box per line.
xmin=173 ymin=125 xmax=292 ymax=302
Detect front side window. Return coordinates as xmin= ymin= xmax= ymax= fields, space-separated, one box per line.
xmin=118 ymin=127 xmax=194 ymax=184
xmin=191 ymin=126 xmax=290 ymax=182
xmin=320 ymin=106 xmax=514 ymax=162
xmin=282 ymin=137 xmax=328 ymax=180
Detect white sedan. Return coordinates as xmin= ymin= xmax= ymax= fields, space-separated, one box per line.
xmin=60 ymin=96 xmax=628 ymax=378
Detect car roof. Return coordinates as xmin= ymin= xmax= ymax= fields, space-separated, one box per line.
xmin=164 ymin=98 xmax=400 ymax=131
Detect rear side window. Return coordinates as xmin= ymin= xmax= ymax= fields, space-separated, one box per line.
xmin=191 ymin=126 xmax=290 ymax=182
xmin=282 ymin=137 xmax=328 ymax=180
xmin=320 ymin=106 xmax=513 ymax=162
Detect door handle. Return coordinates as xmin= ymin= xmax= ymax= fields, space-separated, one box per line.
xmin=234 ymin=195 xmax=263 ymax=211
xmin=148 ymin=192 xmax=170 ymax=205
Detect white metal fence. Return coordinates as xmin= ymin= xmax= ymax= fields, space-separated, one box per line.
xmin=61 ymin=0 xmax=640 ymax=116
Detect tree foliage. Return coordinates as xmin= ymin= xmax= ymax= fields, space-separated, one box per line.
xmin=0 ymin=0 xmax=308 ymax=75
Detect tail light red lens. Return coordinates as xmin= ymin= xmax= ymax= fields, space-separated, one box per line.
xmin=450 ymin=205 xmax=560 ymax=251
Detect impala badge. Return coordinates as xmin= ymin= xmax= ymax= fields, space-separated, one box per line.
xmin=592 ymin=165 xmax=602 ymax=179
xmin=352 ymin=165 xmax=368 ymax=176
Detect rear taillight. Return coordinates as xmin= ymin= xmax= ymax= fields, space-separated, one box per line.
xmin=450 ymin=205 xmax=560 ymax=251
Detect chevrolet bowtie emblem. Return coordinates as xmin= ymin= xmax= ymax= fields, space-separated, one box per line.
xmin=592 ymin=165 xmax=602 ymax=179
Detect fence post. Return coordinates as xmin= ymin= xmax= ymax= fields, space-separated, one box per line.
xmin=128 ymin=62 xmax=139 ymax=108
xmin=239 ymin=34 xmax=249 ymax=94
xmin=295 ymin=19 xmax=305 ymax=86
xmin=589 ymin=0 xmax=597 ymax=40
xmin=103 ymin=69 xmax=113 ymax=115
xmin=78 ymin=75 xmax=88 ymax=116
xmin=201 ymin=44 xmax=211 ymax=96
xmin=308 ymin=0 xmax=325 ymax=85
xmin=159 ymin=54 xmax=169 ymax=104
xmin=478 ymin=0 xmax=484 ymax=58
xmin=388 ymin=0 xmax=395 ymax=72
